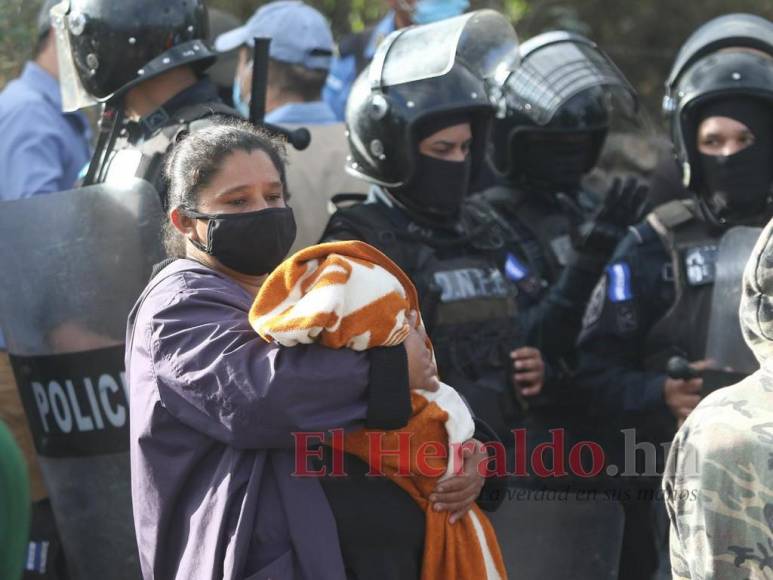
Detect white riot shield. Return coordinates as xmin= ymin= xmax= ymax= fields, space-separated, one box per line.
xmin=705 ymin=226 xmax=763 ymax=376
xmin=0 ymin=179 xmax=165 ymax=579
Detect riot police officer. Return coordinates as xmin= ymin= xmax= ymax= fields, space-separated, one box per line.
xmin=463 ymin=34 xmax=650 ymax=493
xmin=477 ymin=31 xmax=649 ymax=361
xmin=574 ymin=13 xmax=773 ymax=580
xmin=576 ymin=12 xmax=773 ymax=455
xmin=321 ymin=12 xmax=545 ymax=446
xmin=51 ymin=0 xmax=232 ymax=205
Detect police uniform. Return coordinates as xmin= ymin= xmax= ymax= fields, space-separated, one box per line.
xmin=101 ymin=78 xmax=235 ymax=205
xmin=473 ymin=33 xmax=649 ymax=486
xmin=481 ymin=32 xmax=642 ymax=362
xmin=324 ymin=187 xmax=542 ymax=441
xmin=477 ymin=185 xmax=612 ymax=358
xmin=577 ymin=14 xmax=773 ymax=580
xmin=575 ymin=199 xmax=717 ymax=435
xmin=322 ymin=12 xmax=528 ymax=444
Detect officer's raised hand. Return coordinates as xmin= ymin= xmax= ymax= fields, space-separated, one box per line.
xmin=559 ymin=176 xmax=650 ymax=255
xmin=510 ymin=346 xmax=544 ymax=397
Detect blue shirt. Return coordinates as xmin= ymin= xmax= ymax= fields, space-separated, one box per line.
xmin=323 ymin=13 xmax=396 ymax=121
xmin=0 ymin=62 xmax=91 ymax=350
xmin=0 ymin=62 xmax=91 ymax=201
xmin=264 ymin=100 xmax=338 ymax=126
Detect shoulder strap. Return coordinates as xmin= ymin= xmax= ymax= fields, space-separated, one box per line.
xmin=330 ymin=192 xmax=369 ymax=209
xmin=324 ymin=201 xmax=397 ymax=246
xmin=323 ymin=201 xmax=438 ymax=278
xmin=646 ymin=199 xmax=699 ymax=238
xmin=135 ymin=103 xmax=241 ymax=203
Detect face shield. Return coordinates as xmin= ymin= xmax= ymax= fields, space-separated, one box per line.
xmin=51 ymin=1 xmax=98 ymax=112
xmin=496 ymin=33 xmax=637 ymax=128
xmin=373 ymin=10 xmax=520 ymax=90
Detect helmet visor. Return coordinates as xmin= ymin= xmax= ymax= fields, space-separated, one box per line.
xmin=51 ymin=1 xmax=97 ymax=112
xmin=499 ymin=40 xmax=637 ymax=126
xmin=376 ymin=9 xmax=519 ymax=89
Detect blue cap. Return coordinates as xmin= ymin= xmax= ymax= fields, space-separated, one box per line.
xmin=214 ymin=0 xmax=334 ymax=71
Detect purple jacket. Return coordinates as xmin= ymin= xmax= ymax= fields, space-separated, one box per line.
xmin=126 ymin=259 xmax=411 ymax=579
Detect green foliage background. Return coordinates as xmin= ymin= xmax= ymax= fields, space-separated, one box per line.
xmin=2 ymin=0 xmax=773 ymax=120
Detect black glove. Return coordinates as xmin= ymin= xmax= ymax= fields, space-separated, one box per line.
xmin=558 ymin=176 xmax=650 ymax=255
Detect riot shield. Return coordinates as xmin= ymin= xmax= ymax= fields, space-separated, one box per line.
xmin=0 ymin=179 xmax=165 ymax=579
xmin=488 ymin=486 xmax=624 ymax=579
xmin=705 ymin=226 xmax=763 ymax=377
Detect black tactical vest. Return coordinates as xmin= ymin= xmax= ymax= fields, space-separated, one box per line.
xmin=480 ymin=186 xmax=580 ymax=284
xmin=323 ymin=199 xmax=528 ymax=440
xmin=643 ymin=199 xmax=719 ymax=371
xmin=102 ymin=102 xmax=239 ymax=207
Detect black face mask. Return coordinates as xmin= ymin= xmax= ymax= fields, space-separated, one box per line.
xmin=183 ymin=207 xmax=297 ymax=276
xmin=518 ymin=130 xmax=605 ymax=192
xmin=394 ymin=154 xmax=472 ymax=219
xmin=699 ymin=141 xmax=773 ymax=223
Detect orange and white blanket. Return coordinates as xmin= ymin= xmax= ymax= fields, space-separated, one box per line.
xmin=249 ymin=241 xmax=506 ymax=580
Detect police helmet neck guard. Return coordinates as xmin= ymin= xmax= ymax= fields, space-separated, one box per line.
xmin=52 ymin=0 xmax=216 ymax=111
xmin=489 ymin=30 xmax=638 ymax=184
xmin=344 ymin=10 xmax=519 ymax=198
xmin=665 ymin=14 xmax=773 ymax=226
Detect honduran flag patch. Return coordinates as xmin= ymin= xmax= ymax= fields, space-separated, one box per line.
xmin=504 ymin=252 xmax=529 ymax=282
xmin=606 ymin=262 xmax=633 ymax=303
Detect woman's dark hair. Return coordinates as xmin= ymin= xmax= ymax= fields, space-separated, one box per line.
xmin=162 ymin=116 xmax=288 ymax=256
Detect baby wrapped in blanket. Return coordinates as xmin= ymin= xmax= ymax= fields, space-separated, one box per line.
xmin=249 ymin=240 xmax=506 ymax=580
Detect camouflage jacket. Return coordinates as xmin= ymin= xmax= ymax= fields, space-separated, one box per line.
xmin=663 ymin=219 xmax=773 ymax=579
xmin=663 ymin=377 xmax=773 ymax=579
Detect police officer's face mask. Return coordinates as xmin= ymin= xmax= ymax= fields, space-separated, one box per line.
xmin=699 ymin=142 xmax=773 ymax=222
xmin=183 ymin=207 xmax=297 ymax=276
xmin=399 ymin=153 xmax=472 ymax=219
xmin=695 ymin=98 xmax=773 ymax=223
xmin=518 ymin=130 xmax=604 ymax=192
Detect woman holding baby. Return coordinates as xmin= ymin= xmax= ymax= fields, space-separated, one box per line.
xmin=125 ymin=118 xmax=500 ymax=580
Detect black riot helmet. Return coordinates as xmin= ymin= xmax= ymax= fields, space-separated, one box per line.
xmin=345 ymin=10 xmax=519 ymax=197
xmin=664 ymin=13 xmax=773 ymax=222
xmin=50 ymin=0 xmax=216 ymax=111
xmin=489 ymin=31 xmax=637 ymax=190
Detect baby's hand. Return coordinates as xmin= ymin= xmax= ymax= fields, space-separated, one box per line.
xmin=404 ymin=311 xmax=439 ymax=392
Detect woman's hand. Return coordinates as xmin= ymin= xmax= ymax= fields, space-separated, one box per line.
xmin=404 ymin=311 xmax=440 ymax=392
xmin=510 ymin=346 xmax=544 ymax=397
xmin=430 ymin=439 xmax=488 ymax=524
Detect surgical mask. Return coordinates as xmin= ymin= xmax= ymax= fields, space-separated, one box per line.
xmin=394 ymin=154 xmax=472 ymax=219
xmin=412 ymin=0 xmax=469 ymax=25
xmin=232 ymin=77 xmax=250 ymax=119
xmin=183 ymin=207 xmax=297 ymax=276
xmin=699 ymin=141 xmax=773 ymax=223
